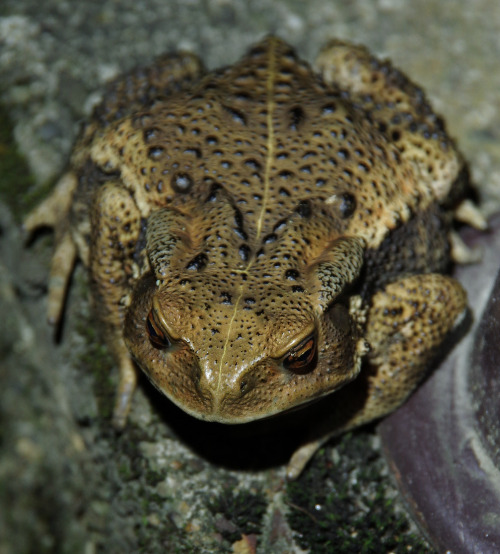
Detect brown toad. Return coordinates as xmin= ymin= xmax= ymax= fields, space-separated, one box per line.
xmin=26 ymin=36 xmax=485 ymax=477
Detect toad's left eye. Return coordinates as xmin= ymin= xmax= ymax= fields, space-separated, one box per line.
xmin=283 ymin=334 xmax=317 ymax=374
xmin=146 ymin=309 xmax=171 ymax=350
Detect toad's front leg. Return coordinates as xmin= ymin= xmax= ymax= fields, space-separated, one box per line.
xmin=24 ymin=172 xmax=78 ymax=325
xmin=287 ymin=273 xmax=467 ymax=479
xmin=88 ymin=181 xmax=145 ymax=428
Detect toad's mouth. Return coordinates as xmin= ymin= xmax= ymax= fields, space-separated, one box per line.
xmin=133 ymin=348 xmax=356 ymax=426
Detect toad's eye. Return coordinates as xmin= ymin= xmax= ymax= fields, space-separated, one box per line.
xmin=283 ymin=334 xmax=317 ymax=374
xmin=146 ymin=309 xmax=171 ymax=350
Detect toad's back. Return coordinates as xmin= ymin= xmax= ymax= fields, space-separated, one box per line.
xmin=103 ymin=36 xmax=449 ymax=262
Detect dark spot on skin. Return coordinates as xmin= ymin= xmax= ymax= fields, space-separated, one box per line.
xmin=220 ymin=292 xmax=232 ymax=305
xmin=235 ymin=92 xmax=251 ymax=101
xmin=292 ymin=285 xmax=305 ymax=293
xmin=248 ymin=43 xmax=267 ymax=58
xmin=392 ymin=130 xmax=401 ymax=141
xmin=205 ymin=181 xmax=221 ymax=202
xmin=148 ymin=146 xmax=165 ymax=160
xmin=279 ymin=187 xmax=290 ymax=196
xmin=273 ymin=218 xmax=288 ymax=232
xmin=186 ymin=253 xmax=208 ymax=271
xmin=289 ymin=106 xmax=305 ymax=130
xmin=202 ymin=79 xmax=218 ymax=91
xmin=281 ymin=46 xmax=297 ymax=61
xmin=276 ymin=80 xmax=291 ymax=92
xmin=244 ymin=159 xmax=261 ymax=170
xmin=144 ymin=128 xmax=161 ymax=142
xmin=278 ymin=170 xmax=294 ymax=180
xmin=339 ymin=193 xmax=357 ymax=218
xmin=302 ymin=151 xmax=316 ymax=160
xmin=184 ymin=147 xmax=202 ymax=158
xmin=263 ymin=233 xmax=277 ymax=244
xmin=171 ymin=172 xmax=193 ymax=193
xmin=338 ymin=148 xmax=350 ymax=160
xmin=223 ymin=104 xmax=247 ymax=125
xmin=296 ymin=200 xmax=312 ymax=218
xmin=390 ymin=307 xmax=403 ymax=316
xmin=285 ymin=269 xmax=299 ymax=280
xmin=322 ymin=102 xmax=337 ymax=115
xmin=239 ymin=244 xmax=251 ymax=261
xmin=234 ymin=208 xmax=247 ymax=240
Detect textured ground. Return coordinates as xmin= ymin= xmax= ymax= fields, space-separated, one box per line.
xmin=1 ymin=1 xmax=499 ymax=552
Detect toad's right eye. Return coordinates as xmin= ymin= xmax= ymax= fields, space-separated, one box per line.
xmin=146 ymin=309 xmax=171 ymax=349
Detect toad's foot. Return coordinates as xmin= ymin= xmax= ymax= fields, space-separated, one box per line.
xmin=112 ymin=346 xmax=139 ymax=429
xmin=24 ymin=172 xmax=78 ymax=325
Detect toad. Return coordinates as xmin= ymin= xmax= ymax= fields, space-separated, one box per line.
xmin=25 ymin=36 xmax=485 ymax=477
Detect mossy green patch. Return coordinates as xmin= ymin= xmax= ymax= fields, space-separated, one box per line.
xmin=110 ymin=426 xmax=201 ymax=554
xmin=208 ymin=486 xmax=267 ymax=545
xmin=145 ymin=469 xmax=165 ymax=487
xmin=135 ymin=515 xmax=198 ymax=554
xmin=287 ymin=432 xmax=433 ymax=553
xmin=74 ymin=292 xmax=116 ymax=423
xmin=0 ymin=105 xmax=50 ymax=221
